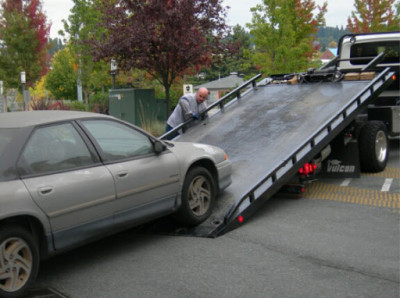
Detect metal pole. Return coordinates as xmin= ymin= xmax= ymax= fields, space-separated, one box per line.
xmin=110 ymin=59 xmax=117 ymax=89
xmin=20 ymin=71 xmax=26 ymax=110
xmin=22 ymin=83 xmax=27 ymax=110
xmin=75 ymin=32 xmax=83 ymax=102
xmin=77 ymin=54 xmax=83 ymax=102
xmin=0 ymin=80 xmax=4 ymax=113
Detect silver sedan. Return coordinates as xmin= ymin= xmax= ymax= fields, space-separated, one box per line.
xmin=0 ymin=110 xmax=231 ymax=298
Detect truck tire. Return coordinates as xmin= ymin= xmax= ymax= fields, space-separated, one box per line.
xmin=359 ymin=121 xmax=389 ymax=172
xmin=0 ymin=224 xmax=40 ymax=298
xmin=173 ymin=167 xmax=216 ymax=226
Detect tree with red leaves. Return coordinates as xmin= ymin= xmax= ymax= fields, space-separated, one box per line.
xmin=0 ymin=0 xmax=50 ymax=88
xmin=26 ymin=0 xmax=50 ymax=74
xmin=347 ymin=0 xmax=400 ymax=33
xmin=91 ymin=0 xmax=230 ymax=116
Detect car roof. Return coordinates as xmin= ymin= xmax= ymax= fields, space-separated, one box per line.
xmin=0 ymin=111 xmax=113 ymax=128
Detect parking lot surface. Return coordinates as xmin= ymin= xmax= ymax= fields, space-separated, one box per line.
xmin=31 ymin=140 xmax=399 ymax=298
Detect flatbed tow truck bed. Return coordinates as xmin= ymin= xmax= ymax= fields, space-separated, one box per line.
xmin=160 ymin=68 xmax=394 ymax=237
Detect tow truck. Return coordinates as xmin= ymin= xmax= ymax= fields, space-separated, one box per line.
xmin=159 ymin=31 xmax=399 ymax=237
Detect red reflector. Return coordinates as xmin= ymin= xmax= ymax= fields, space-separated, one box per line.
xmin=304 ymin=165 xmax=310 ymax=174
xmin=238 ymin=215 xmax=244 ymax=223
xmin=301 ymin=187 xmax=306 ymax=193
xmin=300 ymin=163 xmax=317 ymax=175
xmin=392 ymin=75 xmax=397 ymax=81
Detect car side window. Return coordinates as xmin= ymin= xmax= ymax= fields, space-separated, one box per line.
xmin=81 ymin=120 xmax=153 ymax=161
xmin=19 ymin=123 xmax=96 ymax=175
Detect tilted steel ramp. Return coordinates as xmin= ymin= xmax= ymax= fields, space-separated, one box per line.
xmin=163 ymin=69 xmax=394 ymax=237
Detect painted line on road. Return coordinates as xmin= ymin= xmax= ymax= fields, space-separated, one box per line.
xmin=381 ymin=179 xmax=393 ymax=192
xmin=304 ymin=182 xmax=400 ymax=212
xmin=340 ymin=178 xmax=352 ymax=187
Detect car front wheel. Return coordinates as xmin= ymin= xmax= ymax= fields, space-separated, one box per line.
xmin=173 ymin=167 xmax=216 ymax=226
xmin=0 ymin=225 xmax=39 ymax=298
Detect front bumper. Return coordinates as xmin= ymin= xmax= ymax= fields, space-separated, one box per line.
xmin=216 ymin=159 xmax=232 ymax=192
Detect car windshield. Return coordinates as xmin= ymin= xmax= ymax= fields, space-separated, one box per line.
xmin=0 ymin=128 xmax=19 ymax=181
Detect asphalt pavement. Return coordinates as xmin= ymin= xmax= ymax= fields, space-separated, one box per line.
xmin=31 ymin=139 xmax=400 ymax=298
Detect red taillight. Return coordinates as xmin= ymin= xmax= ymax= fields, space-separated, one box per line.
xmin=392 ymin=74 xmax=397 ymax=81
xmin=304 ymin=163 xmax=311 ymax=175
xmin=299 ymin=162 xmax=317 ymax=176
xmin=238 ymin=215 xmax=244 ymax=223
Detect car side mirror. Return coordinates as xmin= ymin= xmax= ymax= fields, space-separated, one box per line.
xmin=154 ymin=140 xmax=165 ymax=154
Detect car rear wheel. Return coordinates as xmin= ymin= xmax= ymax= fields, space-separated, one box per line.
xmin=173 ymin=167 xmax=216 ymax=226
xmin=0 ymin=225 xmax=39 ymax=298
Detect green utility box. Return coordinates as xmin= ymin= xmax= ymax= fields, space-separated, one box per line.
xmin=108 ymin=88 xmax=166 ymax=127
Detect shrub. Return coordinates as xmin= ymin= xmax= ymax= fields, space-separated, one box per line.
xmin=30 ymin=99 xmax=70 ymax=110
xmin=138 ymin=101 xmax=165 ymax=137
xmin=89 ymin=93 xmax=108 ymax=114
xmin=66 ymin=100 xmax=87 ymax=111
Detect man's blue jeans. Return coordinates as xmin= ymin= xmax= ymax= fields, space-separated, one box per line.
xmin=165 ymin=124 xmax=179 ymax=140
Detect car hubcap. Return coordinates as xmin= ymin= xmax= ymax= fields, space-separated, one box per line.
xmin=375 ymin=131 xmax=387 ymax=163
xmin=0 ymin=237 xmax=32 ymax=292
xmin=188 ymin=175 xmax=211 ymax=216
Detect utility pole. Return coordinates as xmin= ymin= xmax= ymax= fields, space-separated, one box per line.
xmin=0 ymin=80 xmax=4 ymax=113
xmin=110 ymin=59 xmax=118 ymax=89
xmin=21 ymin=71 xmax=27 ymax=110
xmin=76 ymin=32 xmax=83 ymax=102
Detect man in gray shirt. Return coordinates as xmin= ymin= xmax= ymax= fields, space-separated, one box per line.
xmin=165 ymin=87 xmax=209 ymax=139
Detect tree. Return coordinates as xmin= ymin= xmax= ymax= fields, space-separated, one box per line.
xmin=229 ymin=25 xmax=259 ymax=79
xmin=45 ymin=46 xmax=78 ymax=100
xmin=317 ymin=26 xmax=350 ymax=51
xmin=61 ymin=0 xmax=110 ymax=104
xmin=91 ymin=0 xmax=231 ymax=116
xmin=0 ymin=0 xmax=50 ymax=88
xmin=199 ymin=25 xmax=257 ymax=81
xmin=48 ymin=37 xmax=65 ymax=58
xmin=328 ymin=40 xmax=338 ymax=48
xmin=247 ymin=0 xmax=327 ymax=75
xmin=347 ymin=0 xmax=400 ymax=33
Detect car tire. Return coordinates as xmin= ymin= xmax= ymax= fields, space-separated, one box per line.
xmin=0 ymin=224 xmax=40 ymax=298
xmin=173 ymin=167 xmax=216 ymax=226
xmin=359 ymin=121 xmax=389 ymax=173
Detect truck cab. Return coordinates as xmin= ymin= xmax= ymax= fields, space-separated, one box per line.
xmin=336 ymin=32 xmax=400 ymax=136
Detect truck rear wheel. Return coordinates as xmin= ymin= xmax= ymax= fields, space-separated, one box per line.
xmin=359 ymin=121 xmax=389 ymax=172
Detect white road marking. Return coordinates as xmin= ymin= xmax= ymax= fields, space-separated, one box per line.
xmin=381 ymin=178 xmax=393 ymax=192
xmin=341 ymin=178 xmax=352 ymax=187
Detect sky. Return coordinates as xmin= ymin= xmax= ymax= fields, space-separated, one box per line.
xmin=42 ymin=0 xmax=355 ymax=39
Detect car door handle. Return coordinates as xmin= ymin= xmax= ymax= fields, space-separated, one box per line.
xmin=38 ymin=186 xmax=54 ymax=195
xmin=117 ymin=171 xmax=128 ymax=178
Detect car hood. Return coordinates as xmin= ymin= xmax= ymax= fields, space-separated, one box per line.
xmin=166 ymin=141 xmax=228 ymax=165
